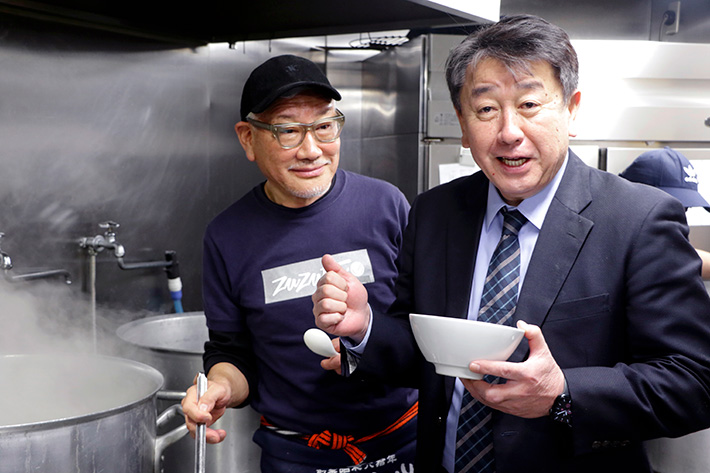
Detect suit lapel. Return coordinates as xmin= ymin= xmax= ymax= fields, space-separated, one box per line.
xmin=442 ymin=173 xmax=487 ymax=401
xmin=445 ymin=173 xmax=488 ymax=321
xmin=510 ymin=153 xmax=594 ymax=362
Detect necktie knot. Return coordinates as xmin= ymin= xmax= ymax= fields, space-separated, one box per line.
xmin=501 ymin=209 xmax=526 ymax=237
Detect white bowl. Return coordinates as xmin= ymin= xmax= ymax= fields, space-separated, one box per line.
xmin=409 ymin=313 xmax=525 ymax=380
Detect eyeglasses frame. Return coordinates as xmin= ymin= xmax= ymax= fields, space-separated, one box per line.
xmin=246 ymin=109 xmax=345 ymax=149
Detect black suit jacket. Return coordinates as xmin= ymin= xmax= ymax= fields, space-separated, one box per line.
xmin=357 ymin=152 xmax=710 ymax=472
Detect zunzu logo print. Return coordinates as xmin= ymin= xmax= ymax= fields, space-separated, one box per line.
xmin=261 ymin=249 xmax=374 ymax=304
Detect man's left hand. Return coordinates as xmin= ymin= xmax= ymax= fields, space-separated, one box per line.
xmin=461 ymin=320 xmax=565 ymax=418
xmin=319 ymin=337 xmax=342 ymax=375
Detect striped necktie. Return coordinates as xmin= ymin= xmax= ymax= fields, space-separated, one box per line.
xmin=455 ymin=208 xmax=527 ymax=473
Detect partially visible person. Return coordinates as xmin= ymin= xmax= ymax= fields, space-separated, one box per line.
xmin=181 ymin=54 xmax=417 ymax=472
xmin=312 ymin=15 xmax=710 ymax=473
xmin=620 ymin=146 xmax=710 ymax=279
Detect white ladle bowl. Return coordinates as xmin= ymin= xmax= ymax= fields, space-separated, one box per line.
xmin=303 ymin=328 xmax=338 ymax=358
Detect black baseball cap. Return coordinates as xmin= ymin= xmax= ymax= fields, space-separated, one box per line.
xmin=620 ymin=147 xmax=710 ymax=211
xmin=240 ymin=55 xmax=341 ymax=121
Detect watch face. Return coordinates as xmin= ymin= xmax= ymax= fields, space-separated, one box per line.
xmin=550 ymin=393 xmax=572 ymax=426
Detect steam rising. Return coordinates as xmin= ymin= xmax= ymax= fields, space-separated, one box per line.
xmin=0 ymin=279 xmax=156 ymax=356
xmin=0 ymin=280 xmax=165 ymax=427
xmin=0 ymin=280 xmax=96 ymax=355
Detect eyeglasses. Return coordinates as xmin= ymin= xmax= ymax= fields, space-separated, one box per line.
xmin=247 ymin=110 xmax=345 ymax=149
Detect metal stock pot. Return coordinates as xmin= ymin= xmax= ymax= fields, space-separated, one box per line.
xmin=0 ymin=353 xmax=186 ymax=473
xmin=116 ymin=312 xmax=261 ymax=473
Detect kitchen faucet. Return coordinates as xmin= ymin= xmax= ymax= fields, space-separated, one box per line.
xmin=78 ymin=221 xmax=183 ymax=311
xmin=0 ymin=232 xmax=72 ymax=284
xmin=78 ymin=221 xmax=126 ymax=258
xmin=0 ymin=233 xmax=13 ymax=270
xmin=78 ymin=220 xmax=178 ymax=271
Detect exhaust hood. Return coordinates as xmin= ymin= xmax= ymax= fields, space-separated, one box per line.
xmin=0 ymin=0 xmax=499 ymax=45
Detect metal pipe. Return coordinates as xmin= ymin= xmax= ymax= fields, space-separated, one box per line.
xmin=116 ymin=257 xmax=173 ymax=271
xmin=8 ymin=269 xmax=72 ymax=284
xmin=90 ymin=253 xmax=97 ymax=353
xmin=157 ymin=390 xmax=187 ymax=402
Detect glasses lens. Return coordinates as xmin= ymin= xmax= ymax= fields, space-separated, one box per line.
xmin=274 ymin=125 xmax=304 ymax=148
xmin=313 ymin=118 xmax=343 ymax=143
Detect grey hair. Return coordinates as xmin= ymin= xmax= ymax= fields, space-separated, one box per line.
xmin=445 ymin=15 xmax=579 ymax=113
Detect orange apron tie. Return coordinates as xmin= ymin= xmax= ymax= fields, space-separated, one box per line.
xmin=260 ymin=401 xmax=418 ymax=465
xmin=306 ymin=430 xmax=367 ymax=464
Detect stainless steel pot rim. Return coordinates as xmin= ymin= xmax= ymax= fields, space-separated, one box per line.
xmin=116 ymin=312 xmax=206 ymax=355
xmin=0 ymin=353 xmax=163 ymax=432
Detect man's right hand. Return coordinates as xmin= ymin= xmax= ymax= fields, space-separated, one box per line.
xmin=182 ymin=364 xmax=248 ymax=444
xmin=311 ymin=254 xmax=370 ymax=343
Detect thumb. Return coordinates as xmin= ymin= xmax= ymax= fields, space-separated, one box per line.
xmin=322 ymin=254 xmax=361 ymax=290
xmin=322 ymin=254 xmax=344 ymax=275
xmin=517 ymin=320 xmax=546 ymax=354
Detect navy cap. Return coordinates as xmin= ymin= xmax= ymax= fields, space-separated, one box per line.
xmin=240 ymin=55 xmax=341 ymax=121
xmin=620 ymin=147 xmax=710 ymax=211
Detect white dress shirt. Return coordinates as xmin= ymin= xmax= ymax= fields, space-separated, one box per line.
xmin=442 ymin=154 xmax=569 ymax=472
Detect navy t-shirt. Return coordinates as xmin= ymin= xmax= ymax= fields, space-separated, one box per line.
xmin=202 ymin=169 xmax=417 ymax=437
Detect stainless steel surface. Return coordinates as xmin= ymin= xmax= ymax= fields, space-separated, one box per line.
xmin=361 ymin=35 xmax=428 ymax=201
xmin=572 ymin=40 xmax=710 ymax=143
xmin=646 ymin=429 xmax=710 ymax=473
xmin=156 ymin=405 xmax=192 ymax=473
xmin=0 ymin=15 xmax=219 ymax=317
xmin=361 ymin=34 xmax=475 ymax=197
xmin=0 ymin=15 xmax=330 ymax=322
xmin=0 ymin=353 xmax=182 ymax=473
xmin=116 ymin=313 xmax=261 ymax=473
xmin=501 ymin=0 xmax=653 ymax=40
xmin=567 ymin=38 xmax=710 ymax=285
xmin=502 ymin=0 xmax=710 ymax=43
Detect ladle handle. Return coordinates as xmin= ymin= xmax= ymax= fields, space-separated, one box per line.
xmin=195 ymin=372 xmax=208 ymax=473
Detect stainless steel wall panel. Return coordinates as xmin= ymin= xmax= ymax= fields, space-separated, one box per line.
xmin=0 ymin=17 xmax=350 ymax=331
xmin=573 ymin=40 xmax=710 ymax=143
xmin=426 ymin=34 xmax=466 ymax=139
xmin=501 ymin=0 xmax=653 ymax=40
xmin=362 ymin=35 xmax=425 ymax=138
xmin=361 ymin=35 xmax=425 ymax=200
xmin=361 ymin=134 xmax=423 ymax=201
xmin=326 ymin=58 xmax=365 ymax=174
xmin=0 ymin=17 xmax=216 ymax=321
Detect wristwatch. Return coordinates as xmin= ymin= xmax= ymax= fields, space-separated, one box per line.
xmin=549 ymin=380 xmax=572 ymax=427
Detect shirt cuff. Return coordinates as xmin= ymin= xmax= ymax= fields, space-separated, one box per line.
xmin=339 ymin=304 xmax=373 ymax=375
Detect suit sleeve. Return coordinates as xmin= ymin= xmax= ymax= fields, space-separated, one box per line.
xmin=355 ymin=194 xmax=430 ymax=386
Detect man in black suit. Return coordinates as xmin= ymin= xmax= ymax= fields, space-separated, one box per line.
xmin=312 ymin=14 xmax=710 ymax=473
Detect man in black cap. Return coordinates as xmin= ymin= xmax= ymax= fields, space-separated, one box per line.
xmin=182 ymin=55 xmax=417 ymax=472
xmin=620 ymin=146 xmax=710 ymax=279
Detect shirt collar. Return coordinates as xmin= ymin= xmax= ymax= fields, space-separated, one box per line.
xmin=484 ymin=152 xmax=569 ymax=231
